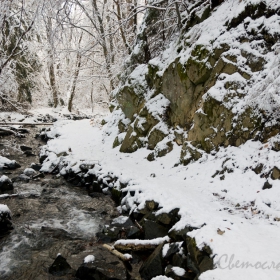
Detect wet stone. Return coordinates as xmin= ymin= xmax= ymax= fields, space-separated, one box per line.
xmin=144 ymin=220 xmax=169 ymax=239
xmin=263 ymin=181 xmax=272 ymax=190
xmin=140 ymin=243 xmax=164 ymax=280
xmin=76 ymin=246 xmax=127 ymax=280
xmin=12 ymin=174 xmax=30 ymax=183
xmin=0 ymin=175 xmax=13 ymax=193
xmin=30 ymin=163 xmax=42 ymax=171
xmin=20 ymin=145 xmax=32 ymax=152
xmin=49 ymin=255 xmax=74 ymax=277
xmin=0 ymin=209 xmax=13 ymax=235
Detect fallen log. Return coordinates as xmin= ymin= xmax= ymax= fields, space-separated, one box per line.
xmin=102 ymin=244 xmax=132 ymax=262
xmin=114 ymin=236 xmax=170 ymax=251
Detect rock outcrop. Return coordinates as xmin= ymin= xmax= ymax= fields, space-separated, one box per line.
xmin=110 ymin=0 xmax=280 ymax=164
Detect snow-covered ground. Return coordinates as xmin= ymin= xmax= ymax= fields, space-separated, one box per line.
xmin=39 ymin=116 xmax=280 ymax=280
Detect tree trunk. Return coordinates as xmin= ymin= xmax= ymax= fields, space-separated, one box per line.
xmin=67 ymin=33 xmax=83 ymax=112
xmin=67 ymin=52 xmax=82 ymax=112
xmin=46 ymin=17 xmax=59 ymax=108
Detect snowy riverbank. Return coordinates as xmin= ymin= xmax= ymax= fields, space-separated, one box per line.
xmin=40 ymin=114 xmax=280 ymax=280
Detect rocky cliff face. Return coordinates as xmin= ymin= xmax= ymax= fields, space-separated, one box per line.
xmin=110 ymin=0 xmax=280 ymax=164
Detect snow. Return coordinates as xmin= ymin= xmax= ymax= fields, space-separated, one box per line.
xmin=123 ymin=253 xmax=132 ymax=260
xmin=115 ymin=236 xmax=170 ymax=246
xmin=0 ymin=204 xmax=10 ymax=214
xmin=171 ymin=267 xmax=186 ymax=276
xmin=84 ymin=255 xmax=95 ymax=263
xmin=40 ymin=116 xmax=280 ymax=280
xmin=23 ymin=168 xmax=37 ymax=176
xmin=152 ymin=276 xmax=172 ymax=280
xmin=0 ymin=156 xmax=16 ymax=170
xmin=111 ymin=215 xmax=129 ymax=225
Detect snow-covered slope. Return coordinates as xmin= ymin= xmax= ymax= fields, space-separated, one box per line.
xmin=40 ymin=117 xmax=280 ymax=279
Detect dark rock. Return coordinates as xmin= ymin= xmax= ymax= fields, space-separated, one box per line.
xmin=0 ymin=175 xmax=13 ymax=193
xmin=17 ymin=128 xmax=29 ymax=134
xmin=24 ymin=150 xmax=36 ymax=157
xmin=49 ymin=255 xmax=73 ymax=277
xmin=157 ymin=208 xmax=180 ymax=226
xmin=20 ymin=145 xmax=32 ymax=151
xmin=263 ymin=181 xmax=272 ymax=190
xmin=12 ymin=174 xmax=30 ymax=183
xmin=163 ymin=242 xmax=182 ymax=260
xmin=80 ymin=163 xmax=95 ymax=172
xmin=165 ymin=265 xmax=192 ymax=279
xmin=111 ymin=215 xmax=134 ymax=228
xmin=3 ymin=160 xmax=21 ymax=170
xmin=144 ymin=220 xmax=169 ymax=239
xmin=92 ymin=181 xmax=103 ymax=193
xmin=95 ymin=231 xmax=114 ymax=243
xmin=147 ymin=152 xmax=155 ymax=161
xmin=139 ymin=200 xmax=159 ymax=214
xmin=172 ymin=253 xmax=186 ymax=268
xmin=76 ymin=247 xmax=127 ymax=280
xmin=253 ymin=163 xmax=263 ymax=175
xmin=30 ymin=163 xmax=42 ymax=171
xmin=127 ymin=225 xmax=141 ymax=239
xmin=41 ymin=226 xmax=73 ymax=240
xmin=111 ymin=187 xmax=123 ymax=204
xmin=89 ymin=192 xmax=105 ymax=198
xmin=39 ymin=154 xmax=48 ymax=164
xmin=0 ymin=207 xmax=13 ymax=235
xmin=140 ymin=244 xmax=164 ymax=280
xmin=185 ymin=236 xmax=213 ymax=274
xmin=271 ymin=166 xmax=280 ymax=180
xmin=130 ymin=209 xmax=145 ymax=221
xmin=169 ymin=226 xmax=193 ymax=241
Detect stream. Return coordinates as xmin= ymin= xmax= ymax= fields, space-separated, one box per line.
xmin=0 ymin=124 xmax=118 ymax=280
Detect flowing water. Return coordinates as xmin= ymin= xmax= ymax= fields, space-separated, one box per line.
xmin=0 ymin=126 xmax=117 ymax=280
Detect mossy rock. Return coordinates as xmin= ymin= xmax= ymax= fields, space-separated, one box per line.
xmin=116 ymin=85 xmax=144 ymax=120
xmin=156 ymin=141 xmax=173 ymax=158
xmin=148 ymin=128 xmax=168 ymax=150
xmin=161 ymin=59 xmax=197 ymax=127
xmin=119 ymin=126 xmax=140 ymax=153
xmin=101 ymin=119 xmax=107 ymax=125
xmin=186 ymin=57 xmax=212 ymax=86
xmin=185 ymin=236 xmax=213 ymax=274
xmin=180 ymin=143 xmax=203 ymax=165
xmin=113 ymin=135 xmax=122 ymax=148
xmin=147 ymin=63 xmax=162 ymax=93
xmin=187 ymin=96 xmax=262 ymax=153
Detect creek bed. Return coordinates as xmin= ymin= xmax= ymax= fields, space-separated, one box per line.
xmin=0 ymin=126 xmax=118 ymax=280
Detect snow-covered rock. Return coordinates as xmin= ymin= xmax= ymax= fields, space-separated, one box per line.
xmin=0 ymin=175 xmax=13 ymax=193
xmin=0 ymin=204 xmax=13 ymax=234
